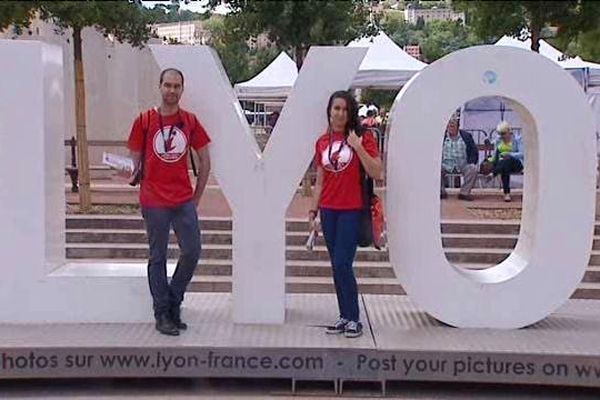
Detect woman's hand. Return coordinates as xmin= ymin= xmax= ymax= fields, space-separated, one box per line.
xmin=347 ymin=130 xmax=363 ymax=150
xmin=308 ymin=209 xmax=319 ymax=233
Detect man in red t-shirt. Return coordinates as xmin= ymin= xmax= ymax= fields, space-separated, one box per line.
xmin=127 ymin=68 xmax=211 ymax=336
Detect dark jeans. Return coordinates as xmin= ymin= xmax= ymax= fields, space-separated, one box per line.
xmin=493 ymin=157 xmax=523 ymax=194
xmin=142 ymin=201 xmax=201 ymax=318
xmin=319 ymin=208 xmax=361 ymax=322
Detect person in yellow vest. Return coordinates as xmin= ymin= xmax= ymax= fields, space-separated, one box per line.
xmin=487 ymin=121 xmax=524 ymax=202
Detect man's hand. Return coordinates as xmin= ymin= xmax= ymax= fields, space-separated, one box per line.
xmin=347 ymin=130 xmax=363 ymax=150
xmin=192 ymin=193 xmax=202 ymax=209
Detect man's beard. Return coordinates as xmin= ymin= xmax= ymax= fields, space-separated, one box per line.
xmin=163 ymin=95 xmax=179 ymax=105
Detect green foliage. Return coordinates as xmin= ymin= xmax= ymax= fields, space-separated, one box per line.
xmin=452 ymin=1 xmax=600 ymax=52
xmin=360 ymin=89 xmax=397 ymax=111
xmin=380 ymin=11 xmax=484 ymax=63
xmin=204 ymin=15 xmax=279 ymax=83
xmin=420 ymin=20 xmax=484 ymax=62
xmin=0 ymin=1 xmax=36 ymax=31
xmin=36 ymin=1 xmax=153 ymax=47
xmin=143 ymin=3 xmax=209 ymax=24
xmin=209 ymin=0 xmax=374 ymax=67
xmin=1 ymin=1 xmax=153 ymax=47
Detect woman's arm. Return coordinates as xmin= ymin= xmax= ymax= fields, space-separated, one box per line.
xmin=348 ymin=131 xmax=383 ymax=179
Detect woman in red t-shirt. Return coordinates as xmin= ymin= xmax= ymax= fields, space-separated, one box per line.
xmin=309 ymin=91 xmax=383 ymax=338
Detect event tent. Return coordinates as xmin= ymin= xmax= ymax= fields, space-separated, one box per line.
xmin=347 ymin=31 xmax=428 ymax=89
xmin=234 ymin=52 xmax=298 ymax=101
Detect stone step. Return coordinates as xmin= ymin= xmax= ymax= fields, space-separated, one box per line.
xmin=65 ymin=243 xmax=600 ymax=266
xmin=185 ymin=275 xmax=600 ymax=299
xmin=66 ymin=216 xmax=233 ymax=231
xmin=65 ymin=243 xmax=391 ymax=262
xmin=65 ymin=229 xmax=600 ymax=250
xmin=65 ymin=215 xmax=600 ymax=235
xmin=186 ymin=276 xmax=404 ymax=295
xmin=64 ymin=259 xmax=600 ymax=285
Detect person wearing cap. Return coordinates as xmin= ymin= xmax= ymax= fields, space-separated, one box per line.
xmin=487 ymin=121 xmax=524 ymax=202
xmin=440 ymin=115 xmax=479 ymax=201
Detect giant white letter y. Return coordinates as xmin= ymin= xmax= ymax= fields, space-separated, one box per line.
xmin=150 ymin=46 xmax=366 ymax=323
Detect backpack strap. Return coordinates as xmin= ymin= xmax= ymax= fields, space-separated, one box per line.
xmin=182 ymin=110 xmax=198 ymax=177
xmin=138 ymin=110 xmax=151 ymax=179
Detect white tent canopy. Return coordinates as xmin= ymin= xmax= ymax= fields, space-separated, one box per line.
xmin=347 ymin=31 xmax=428 ymax=89
xmin=494 ymin=35 xmax=565 ymax=63
xmin=495 ymin=35 xmax=600 ymax=86
xmin=559 ymin=56 xmax=600 ymax=87
xmin=234 ymin=52 xmax=298 ymax=100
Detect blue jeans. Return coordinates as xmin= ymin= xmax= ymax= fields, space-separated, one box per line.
xmin=319 ymin=208 xmax=361 ymax=322
xmin=142 ymin=201 xmax=201 ymax=317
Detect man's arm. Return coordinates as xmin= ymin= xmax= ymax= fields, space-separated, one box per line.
xmin=192 ymin=147 xmax=211 ymax=206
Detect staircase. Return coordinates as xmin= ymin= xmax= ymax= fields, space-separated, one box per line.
xmin=65 ymin=215 xmax=600 ymax=299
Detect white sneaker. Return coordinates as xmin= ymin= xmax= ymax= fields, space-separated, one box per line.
xmin=326 ymin=318 xmax=348 ymax=335
xmin=344 ymin=321 xmax=363 ymax=338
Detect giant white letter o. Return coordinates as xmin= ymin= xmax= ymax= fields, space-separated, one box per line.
xmin=387 ymin=46 xmax=597 ymax=328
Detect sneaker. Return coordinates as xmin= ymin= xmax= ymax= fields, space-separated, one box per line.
xmin=344 ymin=321 xmax=363 ymax=338
xmin=458 ymin=193 xmax=474 ymax=201
xmin=326 ymin=318 xmax=348 ymax=335
xmin=504 ymin=194 xmax=512 ymax=202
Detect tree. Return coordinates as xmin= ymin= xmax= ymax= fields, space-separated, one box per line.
xmin=419 ymin=20 xmax=484 ymax=62
xmin=1 ymin=1 xmax=153 ymax=212
xmin=143 ymin=3 xmax=209 ymax=24
xmin=212 ymin=0 xmax=375 ymax=69
xmin=0 ymin=2 xmax=36 ymax=32
xmin=415 ymin=16 xmax=425 ymax=29
xmin=453 ymin=0 xmax=600 ymax=53
xmin=203 ymin=15 xmax=279 ymax=84
xmin=380 ymin=11 xmax=484 ymax=63
xmin=552 ymin=27 xmax=600 ymax=62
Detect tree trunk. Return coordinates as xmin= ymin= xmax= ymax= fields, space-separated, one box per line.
xmin=530 ymin=27 xmax=541 ymax=53
xmin=73 ymin=26 xmax=92 ymax=211
xmin=529 ymin=9 xmax=542 ymax=53
xmin=295 ymin=46 xmax=313 ymax=197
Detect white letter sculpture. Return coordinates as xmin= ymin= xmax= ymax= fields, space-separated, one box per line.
xmin=387 ymin=45 xmax=597 ymax=328
xmin=150 ymin=45 xmax=367 ymax=323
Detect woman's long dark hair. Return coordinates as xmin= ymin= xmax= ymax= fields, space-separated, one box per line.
xmin=326 ymin=90 xmax=364 ymax=137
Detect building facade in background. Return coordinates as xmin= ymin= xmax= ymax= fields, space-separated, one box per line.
xmin=151 ymin=21 xmax=211 ymax=45
xmin=403 ymin=7 xmax=465 ymax=24
xmin=403 ymin=45 xmax=422 ymax=60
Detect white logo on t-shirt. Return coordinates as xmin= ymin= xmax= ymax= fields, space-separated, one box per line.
xmin=321 ymin=140 xmax=353 ymax=172
xmin=153 ymin=126 xmax=187 ymax=162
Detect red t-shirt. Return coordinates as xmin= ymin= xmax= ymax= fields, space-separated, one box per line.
xmin=127 ymin=108 xmax=211 ymax=208
xmin=314 ymin=130 xmax=379 ymax=210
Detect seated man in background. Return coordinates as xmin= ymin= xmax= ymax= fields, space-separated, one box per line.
xmin=440 ymin=114 xmax=479 ymax=201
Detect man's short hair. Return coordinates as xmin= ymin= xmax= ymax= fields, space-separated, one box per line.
xmin=159 ymin=68 xmax=184 ymax=86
